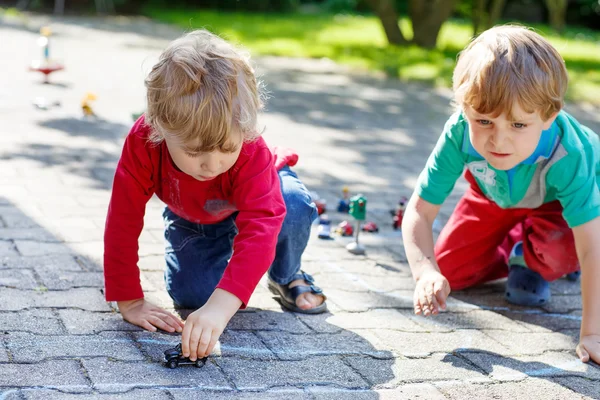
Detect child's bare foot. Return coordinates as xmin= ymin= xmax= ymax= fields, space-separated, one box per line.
xmin=289 ymin=279 xmax=325 ymax=310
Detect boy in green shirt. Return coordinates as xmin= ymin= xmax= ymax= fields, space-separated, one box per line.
xmin=402 ymin=25 xmax=600 ymax=364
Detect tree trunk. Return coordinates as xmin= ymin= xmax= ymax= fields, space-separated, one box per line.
xmin=410 ymin=0 xmax=459 ymax=48
xmin=366 ymin=0 xmax=408 ymax=45
xmin=472 ymin=0 xmax=486 ymax=36
xmin=544 ymin=0 xmax=567 ymax=32
xmin=487 ymin=0 xmax=506 ymax=29
xmin=473 ymin=0 xmax=506 ymax=36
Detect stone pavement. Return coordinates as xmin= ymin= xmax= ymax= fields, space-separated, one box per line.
xmin=1 ymin=12 xmax=600 ymax=399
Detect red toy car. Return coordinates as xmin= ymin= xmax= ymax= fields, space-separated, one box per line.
xmin=361 ymin=222 xmax=379 ymax=233
xmin=335 ymin=221 xmax=354 ymax=236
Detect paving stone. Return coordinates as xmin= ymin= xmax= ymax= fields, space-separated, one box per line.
xmin=0 ymin=228 xmax=58 ymax=242
xmin=82 ymin=357 xmax=231 ymax=392
xmin=324 ymin=288 xmax=415 ymax=312
xmin=138 ymin=255 xmax=165 ymax=271
xmin=6 ymin=332 xmax=144 ymax=362
xmin=406 ymin=310 xmax=532 ymax=333
xmin=496 ymin=310 xmax=582 ymax=332
xmin=345 ymin=353 xmax=488 ymax=386
xmin=0 ymin=213 xmax=41 ymax=229
xmin=36 ymin=269 xmax=104 ymax=290
xmin=1 ymin=254 xmax=86 ymax=272
xmin=217 ymin=356 xmax=368 ymax=389
xmin=140 ymin=271 xmax=167 ymax=292
xmin=296 ymin=309 xmax=423 ymax=333
xmin=313 ymin=259 xmax=412 ymax=278
xmin=550 ymin=279 xmax=583 ymax=296
xmin=482 ymin=330 xmax=578 ymax=355
xmin=542 ymin=295 xmax=583 ymax=314
xmin=309 ymin=384 xmax=447 ymax=400
xmin=227 ymin=309 xmax=311 ymax=333
xmin=461 ymin=351 xmax=600 ymax=382
xmin=58 ymin=309 xmax=141 ymax=334
xmin=0 ymin=390 xmax=21 ymax=400
xmin=169 ymin=388 xmax=311 ymax=399
xmin=31 ymin=288 xmax=111 ymax=311
xmin=439 ymin=377 xmax=585 ymax=399
xmin=0 ymin=241 xmax=18 ymax=257
xmin=0 ymin=309 xmax=65 ymax=334
xmin=19 ymin=389 xmax=171 ymax=399
xmin=0 ymin=269 xmax=38 ymax=289
xmin=0 ymin=344 xmax=8 ymax=362
xmin=14 ymin=241 xmax=73 ymax=257
xmin=554 ymin=376 xmax=600 ymax=399
xmin=372 ymin=329 xmax=511 ymax=357
xmin=0 ymin=288 xmax=33 ymax=310
xmin=256 ymin=330 xmax=389 ymax=360
xmin=0 ymin=360 xmax=89 ymax=388
xmin=134 ymin=330 xmax=276 ymax=361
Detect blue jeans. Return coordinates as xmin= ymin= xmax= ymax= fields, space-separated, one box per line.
xmin=163 ymin=167 xmax=318 ymax=308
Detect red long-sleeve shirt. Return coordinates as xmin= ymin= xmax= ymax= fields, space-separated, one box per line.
xmin=103 ymin=116 xmax=289 ymax=306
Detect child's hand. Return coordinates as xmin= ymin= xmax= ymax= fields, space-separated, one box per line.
xmin=181 ymin=288 xmax=242 ymax=361
xmin=413 ymin=270 xmax=451 ymax=316
xmin=576 ymin=335 xmax=600 ymax=364
xmin=117 ymin=298 xmax=184 ymax=333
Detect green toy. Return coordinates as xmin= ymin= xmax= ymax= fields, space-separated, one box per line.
xmin=347 ymin=194 xmax=367 ymax=255
xmin=349 ymin=195 xmax=367 ymax=221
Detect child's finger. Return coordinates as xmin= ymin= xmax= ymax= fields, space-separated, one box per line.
xmin=206 ymin=334 xmax=219 ymax=357
xmin=140 ymin=319 xmax=157 ymax=332
xmin=158 ymin=311 xmax=184 ymax=332
xmin=428 ymin=290 xmax=440 ymax=314
xmin=418 ymin=289 xmax=431 ymax=316
xmin=433 ymin=281 xmax=447 ymax=310
xmin=576 ymin=343 xmax=590 ymax=362
xmin=424 ymin=285 xmax=438 ymax=315
xmin=197 ymin=329 xmax=213 ymax=358
xmin=188 ymin=327 xmax=202 ymax=361
xmin=148 ymin=314 xmax=176 ymax=333
xmin=181 ymin=322 xmax=194 ymax=358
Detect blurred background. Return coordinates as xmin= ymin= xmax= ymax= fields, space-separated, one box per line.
xmin=2 ymin=0 xmax=599 ymax=105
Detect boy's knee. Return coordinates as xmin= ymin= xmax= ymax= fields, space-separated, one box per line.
xmin=281 ymin=188 xmax=317 ymax=230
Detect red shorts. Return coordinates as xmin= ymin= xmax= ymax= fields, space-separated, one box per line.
xmin=435 ymin=171 xmax=580 ymax=290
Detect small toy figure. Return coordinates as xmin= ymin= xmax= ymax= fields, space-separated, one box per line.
xmin=361 ymin=221 xmax=379 ymax=233
xmin=81 ymin=93 xmax=97 ymax=117
xmin=337 ymin=186 xmax=350 ymax=213
xmin=164 ymin=343 xmax=208 ymax=369
xmin=346 ymin=194 xmax=367 ymax=255
xmin=317 ymin=215 xmax=332 ymax=239
xmin=335 ymin=220 xmax=354 ymax=237
xmin=311 ymin=191 xmax=327 ymax=215
xmin=29 ymin=26 xmax=64 ymax=83
xmin=391 ymin=196 xmax=408 ymax=230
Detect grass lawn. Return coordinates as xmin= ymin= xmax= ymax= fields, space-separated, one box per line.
xmin=145 ymin=8 xmax=600 ymax=105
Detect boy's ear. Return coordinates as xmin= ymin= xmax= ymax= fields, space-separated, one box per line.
xmin=543 ymin=111 xmax=560 ymax=130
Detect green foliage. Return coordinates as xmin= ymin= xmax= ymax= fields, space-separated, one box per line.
xmin=145 ymin=7 xmax=600 ymax=105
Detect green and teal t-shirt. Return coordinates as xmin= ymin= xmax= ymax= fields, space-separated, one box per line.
xmin=416 ymin=110 xmax=600 ymax=227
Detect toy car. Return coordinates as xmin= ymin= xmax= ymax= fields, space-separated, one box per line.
xmin=361 ymin=221 xmax=379 ymax=233
xmin=317 ymin=216 xmax=332 ymax=239
xmin=335 ymin=221 xmax=354 ymax=237
xmin=164 ymin=343 xmax=208 ymax=369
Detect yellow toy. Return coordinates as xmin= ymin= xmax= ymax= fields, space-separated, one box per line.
xmin=81 ymin=93 xmax=97 ymax=117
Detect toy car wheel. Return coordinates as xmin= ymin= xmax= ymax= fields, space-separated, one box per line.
xmin=167 ymin=360 xmax=178 ymax=369
xmin=195 ymin=358 xmax=206 ymax=368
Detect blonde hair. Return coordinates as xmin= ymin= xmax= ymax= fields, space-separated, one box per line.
xmin=453 ymin=25 xmax=568 ymax=121
xmin=145 ymin=30 xmax=265 ymax=152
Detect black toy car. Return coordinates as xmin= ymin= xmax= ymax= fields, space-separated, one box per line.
xmin=163 ymin=343 xmax=208 ymax=369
